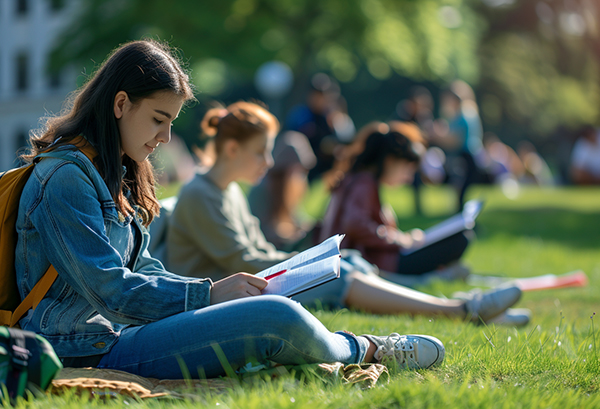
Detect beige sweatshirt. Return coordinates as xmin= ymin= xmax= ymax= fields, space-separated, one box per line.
xmin=166 ymin=172 xmax=291 ymax=281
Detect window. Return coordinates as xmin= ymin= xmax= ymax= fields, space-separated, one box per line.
xmin=16 ymin=0 xmax=28 ymax=16
xmin=16 ymin=53 xmax=28 ymax=92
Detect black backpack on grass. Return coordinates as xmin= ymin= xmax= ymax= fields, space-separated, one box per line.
xmin=0 ymin=326 xmax=62 ymax=402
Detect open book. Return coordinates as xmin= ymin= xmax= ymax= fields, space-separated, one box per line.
xmin=256 ymin=235 xmax=344 ymax=297
xmin=401 ymin=199 xmax=484 ymax=255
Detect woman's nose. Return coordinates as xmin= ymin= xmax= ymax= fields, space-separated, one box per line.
xmin=157 ymin=127 xmax=172 ymax=145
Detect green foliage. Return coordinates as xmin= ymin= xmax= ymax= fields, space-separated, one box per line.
xmin=50 ymin=0 xmax=482 ymax=87
xmin=479 ymin=32 xmax=600 ymax=134
xmin=475 ymin=0 xmax=600 ymax=141
xmin=49 ymin=0 xmax=600 ymax=146
xmin=360 ymin=0 xmax=483 ymax=82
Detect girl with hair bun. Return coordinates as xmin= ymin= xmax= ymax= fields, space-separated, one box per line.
xmin=167 ymin=101 xmax=289 ymax=281
xmin=166 ymin=104 xmax=523 ymax=328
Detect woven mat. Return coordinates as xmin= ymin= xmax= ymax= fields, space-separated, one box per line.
xmin=50 ymin=363 xmax=389 ymax=399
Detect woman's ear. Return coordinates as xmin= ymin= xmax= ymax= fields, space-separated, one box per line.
xmin=113 ymin=91 xmax=130 ymax=119
xmin=222 ymin=139 xmax=240 ymax=159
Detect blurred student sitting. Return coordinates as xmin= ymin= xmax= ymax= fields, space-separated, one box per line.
xmin=248 ymin=131 xmax=317 ymax=251
xmin=286 ymin=73 xmax=355 ymax=184
xmin=516 ymin=140 xmax=553 ymax=186
xmin=319 ymin=122 xmax=472 ymax=281
xmin=570 ymin=125 xmax=600 ymax=185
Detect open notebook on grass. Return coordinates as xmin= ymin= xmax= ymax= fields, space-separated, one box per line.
xmin=401 ymin=199 xmax=484 ymax=256
xmin=256 ymin=234 xmax=344 ymax=297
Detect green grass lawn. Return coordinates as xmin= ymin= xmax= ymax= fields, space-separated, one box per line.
xmin=9 ymin=185 xmax=600 ymax=408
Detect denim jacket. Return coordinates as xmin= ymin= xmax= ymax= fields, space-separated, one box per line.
xmin=15 ymin=146 xmax=212 ymax=358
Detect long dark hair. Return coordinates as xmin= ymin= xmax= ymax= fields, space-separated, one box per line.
xmin=351 ymin=128 xmax=422 ymax=180
xmin=23 ymin=40 xmax=194 ymax=226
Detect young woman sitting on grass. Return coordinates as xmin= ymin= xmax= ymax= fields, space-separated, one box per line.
xmin=319 ymin=121 xmax=471 ymax=279
xmin=164 ymin=101 xmax=522 ymax=324
xmin=14 ymin=39 xmax=449 ymax=378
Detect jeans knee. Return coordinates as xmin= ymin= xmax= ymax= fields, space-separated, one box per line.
xmin=256 ymin=296 xmax=319 ymax=334
xmin=259 ymin=295 xmax=306 ymax=319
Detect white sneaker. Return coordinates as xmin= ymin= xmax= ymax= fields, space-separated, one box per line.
xmin=456 ymin=284 xmax=522 ymax=323
xmin=362 ymin=333 xmax=445 ymax=369
xmin=486 ymin=308 xmax=531 ymax=327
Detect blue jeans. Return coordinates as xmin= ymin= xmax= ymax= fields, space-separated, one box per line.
xmin=97 ymin=295 xmax=369 ymax=379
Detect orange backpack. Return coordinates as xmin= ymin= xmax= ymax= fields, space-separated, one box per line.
xmin=0 ymin=139 xmax=96 ymax=327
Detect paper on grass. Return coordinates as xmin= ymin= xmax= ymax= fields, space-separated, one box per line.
xmin=257 ymin=234 xmax=344 ymax=297
xmin=401 ymin=200 xmax=484 ymax=255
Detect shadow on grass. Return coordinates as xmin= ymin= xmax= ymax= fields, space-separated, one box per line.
xmin=399 ymin=208 xmax=600 ymax=250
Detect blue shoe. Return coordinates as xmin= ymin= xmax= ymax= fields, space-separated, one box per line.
xmin=456 ymin=284 xmax=522 ymax=323
xmin=486 ymin=308 xmax=531 ymax=327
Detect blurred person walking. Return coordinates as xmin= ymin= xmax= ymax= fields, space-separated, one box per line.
xmin=393 ymin=86 xmax=439 ymax=215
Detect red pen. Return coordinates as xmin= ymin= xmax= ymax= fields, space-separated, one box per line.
xmin=264 ymin=269 xmax=287 ymax=280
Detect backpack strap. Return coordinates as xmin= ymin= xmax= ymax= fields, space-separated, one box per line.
xmin=5 ymin=266 xmax=58 ymax=327
xmin=5 ymin=137 xmax=98 ymax=328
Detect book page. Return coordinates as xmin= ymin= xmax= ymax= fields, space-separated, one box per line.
xmin=261 ymin=254 xmax=341 ymax=297
xmin=256 ymin=234 xmax=344 ymax=279
xmin=401 ymin=200 xmax=483 ymax=255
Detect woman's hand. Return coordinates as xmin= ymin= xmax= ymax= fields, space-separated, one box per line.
xmin=395 ymin=232 xmax=414 ymax=249
xmin=409 ymin=228 xmax=426 ymax=247
xmin=377 ymin=225 xmax=417 ymax=249
xmin=391 ymin=228 xmax=425 ymax=250
xmin=210 ymin=273 xmax=268 ymax=305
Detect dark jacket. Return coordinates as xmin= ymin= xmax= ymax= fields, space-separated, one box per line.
xmin=319 ymin=171 xmax=400 ymax=271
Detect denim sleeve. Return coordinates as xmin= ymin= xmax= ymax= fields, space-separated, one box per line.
xmin=134 ymin=223 xmax=213 ymax=309
xmin=30 ymin=163 xmax=212 ymax=324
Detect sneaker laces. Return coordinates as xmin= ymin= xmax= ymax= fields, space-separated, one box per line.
xmin=373 ymin=333 xmax=418 ymax=367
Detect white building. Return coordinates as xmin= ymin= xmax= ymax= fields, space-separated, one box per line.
xmin=0 ymin=0 xmax=79 ymax=171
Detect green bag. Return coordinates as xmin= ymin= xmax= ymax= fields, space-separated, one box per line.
xmin=0 ymin=327 xmax=62 ymax=401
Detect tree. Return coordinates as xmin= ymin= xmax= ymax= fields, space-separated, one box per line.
xmin=51 ymin=0 xmax=483 ymax=94
xmin=475 ymin=0 xmax=600 ymax=138
xmin=51 ymin=0 xmax=600 ymax=153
